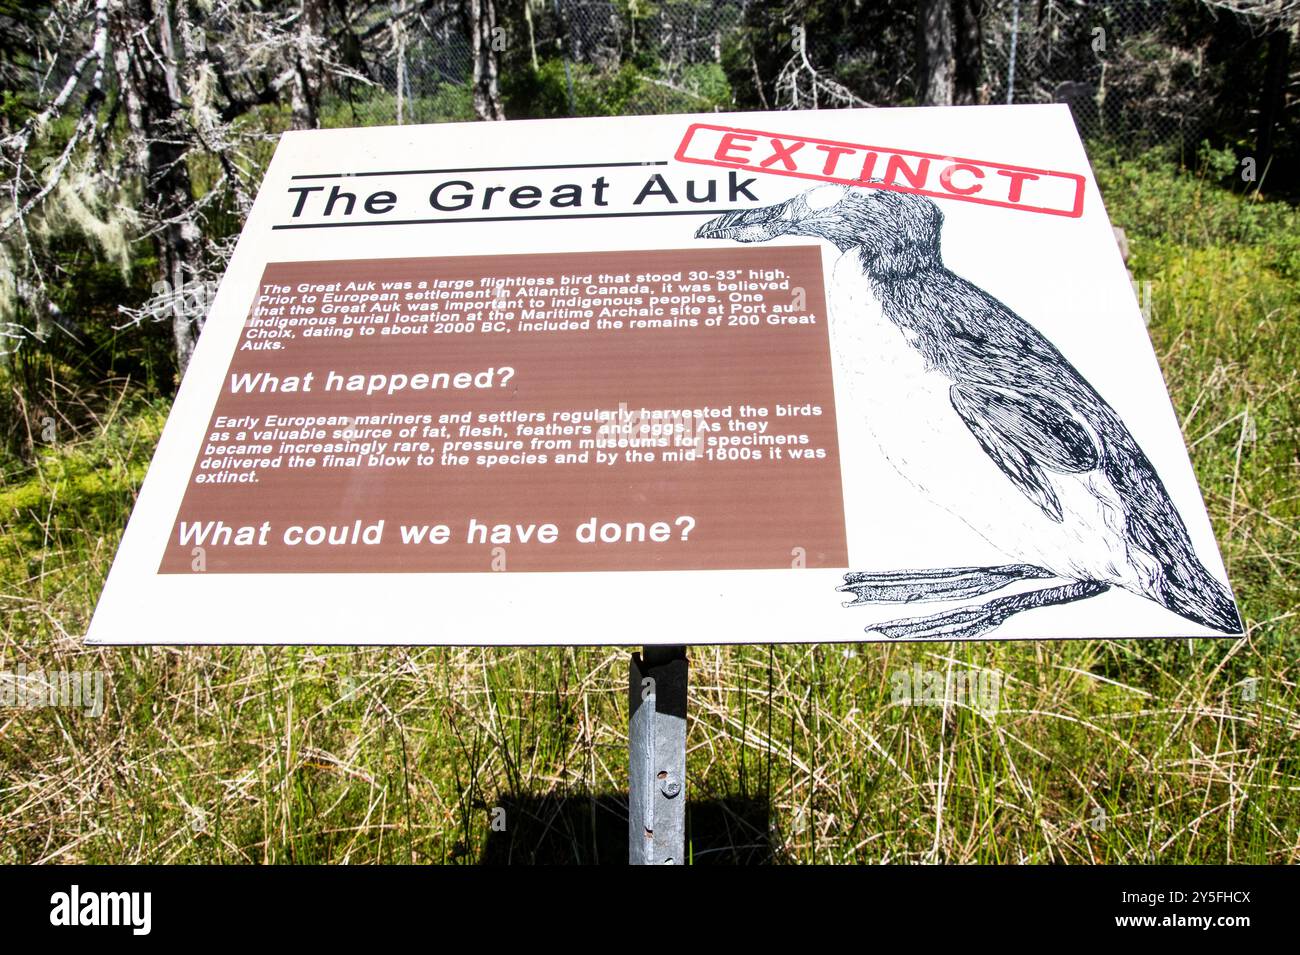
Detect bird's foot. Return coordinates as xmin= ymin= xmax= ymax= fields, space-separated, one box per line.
xmin=868 ymin=580 xmax=1111 ymax=640
xmin=837 ymin=563 xmax=1055 ymax=607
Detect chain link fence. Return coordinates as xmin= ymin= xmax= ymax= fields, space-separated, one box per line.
xmin=558 ymin=0 xmax=746 ymax=113
xmin=982 ymin=0 xmax=1217 ymax=151
xmin=329 ymin=3 xmax=474 ymax=126
xmin=335 ymin=0 xmax=1261 ymax=156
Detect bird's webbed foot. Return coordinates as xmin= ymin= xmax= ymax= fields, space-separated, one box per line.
xmin=867 ymin=580 xmax=1111 ymax=640
xmin=837 ymin=564 xmax=1055 ymax=607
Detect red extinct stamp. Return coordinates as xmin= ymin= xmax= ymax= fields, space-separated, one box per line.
xmin=675 ymin=123 xmax=1086 ymax=218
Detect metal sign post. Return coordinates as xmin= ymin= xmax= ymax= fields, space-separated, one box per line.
xmin=628 ymin=645 xmax=688 ymax=865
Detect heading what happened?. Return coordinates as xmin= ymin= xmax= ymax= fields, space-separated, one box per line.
xmin=228 ymin=366 xmax=515 ymax=397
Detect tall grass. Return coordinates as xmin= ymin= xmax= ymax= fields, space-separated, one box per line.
xmin=0 ymin=152 xmax=1296 ymax=864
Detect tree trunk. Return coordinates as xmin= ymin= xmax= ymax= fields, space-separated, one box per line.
xmin=1256 ymin=26 xmax=1291 ymax=167
xmin=114 ymin=0 xmax=206 ymax=376
xmin=290 ymin=0 xmax=324 ymax=130
xmin=916 ymin=0 xmax=955 ymax=106
xmin=467 ymin=0 xmax=505 ymax=121
xmin=953 ymin=0 xmax=984 ymax=105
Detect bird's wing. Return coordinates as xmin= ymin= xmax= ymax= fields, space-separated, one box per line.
xmin=949 ymin=383 xmax=1101 ymax=523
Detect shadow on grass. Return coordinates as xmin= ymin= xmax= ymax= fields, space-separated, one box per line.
xmin=479 ymin=793 xmax=777 ymax=865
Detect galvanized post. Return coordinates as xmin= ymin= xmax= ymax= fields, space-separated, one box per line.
xmin=628 ymin=645 xmax=688 ymax=865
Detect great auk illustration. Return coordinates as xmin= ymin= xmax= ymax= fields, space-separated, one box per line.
xmin=696 ymin=185 xmax=1241 ymax=640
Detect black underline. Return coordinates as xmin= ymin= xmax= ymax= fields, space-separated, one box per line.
xmin=289 ymin=160 xmax=669 ymax=181
xmin=271 ymin=207 xmax=743 ymax=230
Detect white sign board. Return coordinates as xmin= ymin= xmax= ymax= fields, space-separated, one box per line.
xmin=86 ymin=106 xmax=1241 ymax=645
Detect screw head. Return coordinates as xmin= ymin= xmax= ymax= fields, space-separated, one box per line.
xmin=662 ymin=780 xmax=681 ymax=798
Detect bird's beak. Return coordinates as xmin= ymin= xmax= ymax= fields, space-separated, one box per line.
xmin=695 ymin=197 xmax=799 ymax=243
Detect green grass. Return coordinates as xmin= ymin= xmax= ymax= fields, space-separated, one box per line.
xmin=0 ymin=152 xmax=1296 ymax=864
